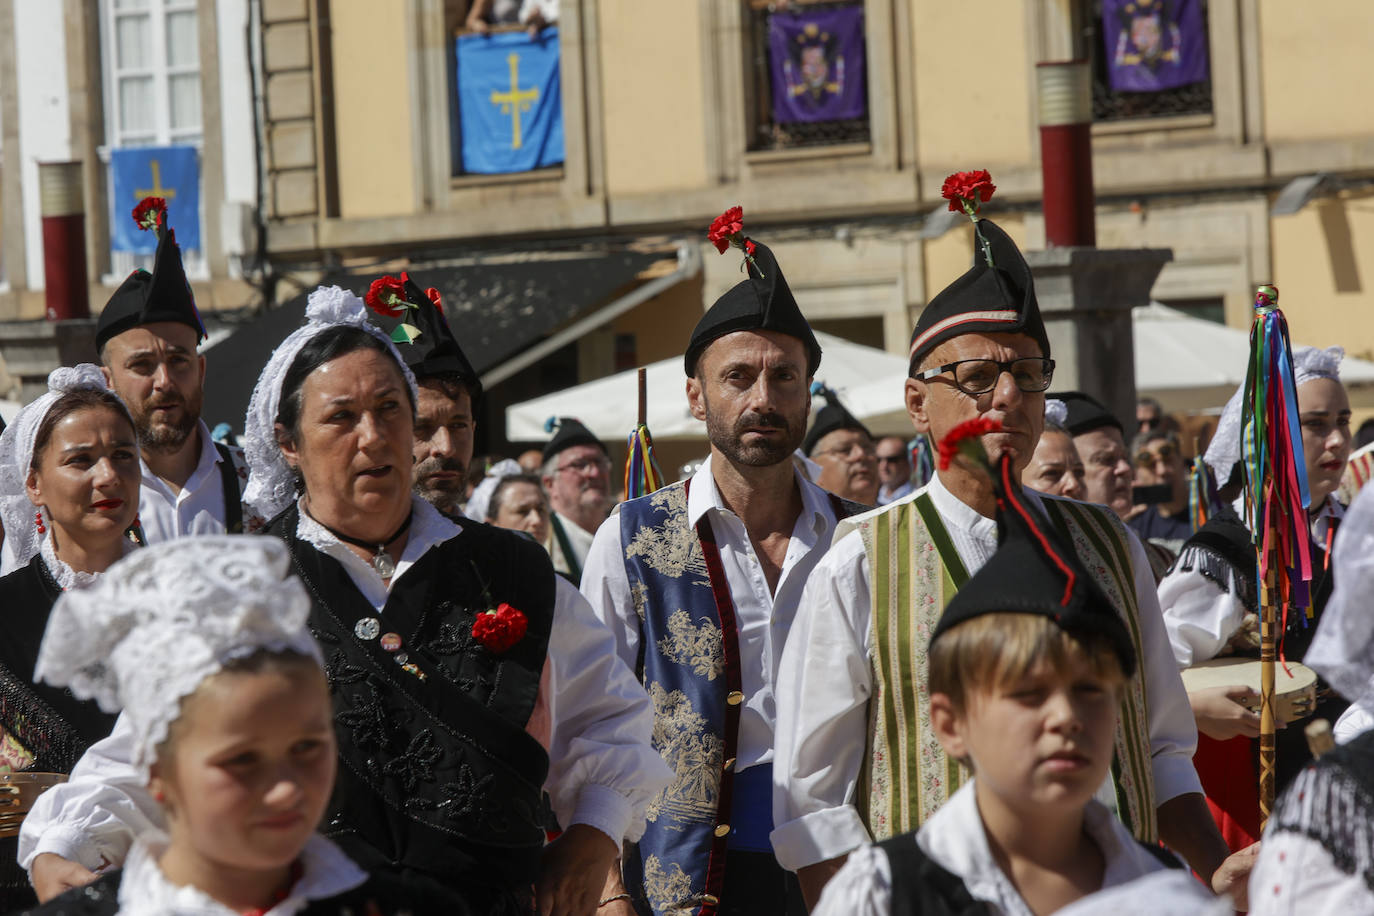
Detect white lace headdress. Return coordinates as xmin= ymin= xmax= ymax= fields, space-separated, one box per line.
xmin=0 ymin=364 xmax=128 ymax=569
xmin=1044 ymin=398 xmax=1069 ymax=430
xmin=1203 ymin=345 xmax=1344 ymax=482
xmin=242 ymin=286 xmax=418 ymax=521
xmin=465 ymin=458 xmax=524 ymax=523
xmin=34 ymin=535 xmax=323 ymax=778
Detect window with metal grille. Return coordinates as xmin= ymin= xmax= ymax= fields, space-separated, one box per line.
xmin=1082 ymin=0 xmax=1213 ymax=124
xmin=744 ymin=0 xmax=870 ymax=152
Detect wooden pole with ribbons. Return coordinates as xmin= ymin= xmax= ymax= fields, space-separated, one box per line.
xmin=624 ymin=366 xmax=667 ymax=499
xmin=1239 ymin=285 xmax=1314 ymax=828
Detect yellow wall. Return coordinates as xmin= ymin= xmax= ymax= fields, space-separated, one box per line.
xmin=1272 ymin=191 xmax=1374 ymax=361
xmin=922 ymin=216 xmax=1027 ymax=303
xmin=598 ymin=0 xmax=709 ymax=195
xmin=1261 ymin=1 xmax=1374 ymax=141
xmin=911 ymin=2 xmax=1033 ymax=169
xmin=330 ymin=0 xmax=416 ymax=218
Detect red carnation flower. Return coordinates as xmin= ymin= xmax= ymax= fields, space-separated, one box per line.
xmin=364 ymin=276 xmax=411 ymax=318
xmin=131 ymin=197 xmax=167 ymax=232
xmin=941 ymin=170 xmax=996 ymax=214
xmin=707 ymin=205 xmax=745 ymax=255
xmin=472 ymin=602 xmax=528 ymax=654
xmin=936 ymin=417 xmax=1003 ymax=471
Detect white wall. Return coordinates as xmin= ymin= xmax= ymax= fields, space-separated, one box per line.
xmin=216 ymin=0 xmax=255 ymax=262
xmin=14 ymin=0 xmax=72 ymax=291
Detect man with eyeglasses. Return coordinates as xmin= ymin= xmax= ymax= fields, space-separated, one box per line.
xmin=541 ymin=417 xmax=613 ymax=585
xmin=772 ymin=218 xmax=1249 ymax=909
xmin=1127 ymin=429 xmax=1193 ymax=547
xmin=580 ymin=234 xmax=866 ymax=915
xmin=804 ymin=386 xmax=880 ymax=506
xmin=873 ymin=436 xmax=915 ymax=505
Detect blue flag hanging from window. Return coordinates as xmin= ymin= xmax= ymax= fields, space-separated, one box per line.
xmin=456 ymin=28 xmax=564 ymax=174
xmin=768 ymin=5 xmax=867 ymax=124
xmin=110 ymin=146 xmax=201 ymax=253
xmin=1102 ymin=0 xmax=1209 ymax=92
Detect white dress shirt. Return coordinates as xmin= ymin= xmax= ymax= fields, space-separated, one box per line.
xmin=135 ymin=420 xmax=250 ymax=545
xmin=580 ymin=454 xmax=841 ymax=772
xmin=548 ymin=510 xmax=596 ymax=579
xmin=812 ymin=781 xmax=1188 ymax=916
xmin=770 ymin=474 xmax=1202 ymax=871
xmin=20 ymin=495 xmax=671 ymax=872
xmin=1158 ymin=497 xmax=1343 ymax=667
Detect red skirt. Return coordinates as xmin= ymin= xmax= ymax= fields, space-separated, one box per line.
xmin=1193 ymin=733 xmax=1261 ymax=852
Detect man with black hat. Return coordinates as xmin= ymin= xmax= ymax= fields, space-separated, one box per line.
xmin=541 ymin=417 xmax=612 ymax=585
xmin=580 ymin=212 xmax=865 ymax=915
xmin=803 ymin=385 xmax=879 ymax=506
xmin=1058 ymin=390 xmax=1136 ymax=519
xmin=94 ymin=197 xmax=250 ymax=546
xmin=364 ymin=273 xmax=479 ymax=519
xmin=771 ymin=199 xmax=1245 ymax=906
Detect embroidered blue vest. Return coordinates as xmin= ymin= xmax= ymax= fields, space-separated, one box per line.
xmin=619 ymin=479 xmax=855 ymax=916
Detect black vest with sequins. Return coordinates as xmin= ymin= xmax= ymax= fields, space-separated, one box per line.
xmin=268 ymin=507 xmax=555 ymax=897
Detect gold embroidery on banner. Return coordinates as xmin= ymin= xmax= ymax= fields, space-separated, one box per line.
xmin=656 ymin=610 xmax=725 ymax=680
xmin=624 ymin=485 xmax=708 ymax=584
xmin=642 ymin=855 xmax=696 ymax=914
xmin=644 ymin=684 xmax=723 ymax=825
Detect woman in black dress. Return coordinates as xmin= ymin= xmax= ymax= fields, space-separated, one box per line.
xmin=0 ymin=365 xmax=139 ymax=909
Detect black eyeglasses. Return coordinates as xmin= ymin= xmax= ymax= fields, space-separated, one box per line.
xmin=917 ymin=357 xmax=1055 ymax=396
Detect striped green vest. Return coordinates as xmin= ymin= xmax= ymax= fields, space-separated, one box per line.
xmin=847 ymin=489 xmax=1158 ymax=843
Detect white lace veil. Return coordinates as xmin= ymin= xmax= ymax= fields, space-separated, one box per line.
xmin=34 ymin=535 xmax=323 ymax=778
xmin=242 ymin=286 xmax=419 ymax=521
xmin=1203 ymin=345 xmax=1344 ymax=482
xmin=465 ymin=458 xmax=524 ymax=523
xmin=1044 ymin=398 xmax=1069 ymax=430
xmin=0 ymin=364 xmax=127 ymax=569
xmin=1306 ymin=482 xmax=1374 ymax=711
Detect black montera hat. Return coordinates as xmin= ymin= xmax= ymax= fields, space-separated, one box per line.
xmin=685 ymin=240 xmax=822 ymax=377
xmin=367 ymin=272 xmax=482 ymax=401
xmin=1056 ymin=391 xmax=1125 ymax=437
xmin=96 ymin=198 xmax=206 ymax=352
xmin=908 ymin=220 xmax=1047 ymax=374
xmin=803 ymin=383 xmax=872 ymax=456
xmin=542 ymin=417 xmax=607 ymax=464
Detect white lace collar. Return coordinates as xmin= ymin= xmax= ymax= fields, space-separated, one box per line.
xmin=39 ymin=530 xmax=136 ymax=592
xmin=116 ymin=830 xmax=368 ymax=916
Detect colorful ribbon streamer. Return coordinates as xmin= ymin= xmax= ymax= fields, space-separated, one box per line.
xmin=1187 ymin=457 xmax=1215 ymax=532
xmin=624 ymin=425 xmax=667 ymax=500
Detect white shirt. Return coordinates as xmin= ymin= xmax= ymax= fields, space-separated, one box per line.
xmin=876 ymin=480 xmax=915 ymax=506
xmin=580 ymin=454 xmax=841 ymax=771
xmin=1158 ymin=497 xmax=1343 ymax=667
xmin=115 ymin=831 xmax=366 ymax=916
xmin=548 ymin=510 xmax=596 ymax=579
xmin=769 ymin=474 xmax=1202 ymax=871
xmin=1249 ymin=831 xmax=1374 ymax=916
xmin=135 ymin=420 xmax=250 ymax=545
xmin=812 ymin=781 xmax=1189 ymax=916
xmin=20 ymin=495 xmax=672 ymax=873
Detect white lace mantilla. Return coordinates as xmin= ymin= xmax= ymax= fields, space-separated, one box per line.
xmin=242 ymin=286 xmax=419 ymax=522
xmin=0 ymin=364 xmax=127 ymax=571
xmin=38 ymin=530 xmax=136 ymax=592
xmin=117 ymin=830 xmax=367 ymax=916
xmin=33 ymin=536 xmax=323 ymax=778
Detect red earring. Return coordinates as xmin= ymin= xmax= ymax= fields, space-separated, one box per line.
xmin=152 ymin=789 xmax=165 ymax=803
xmin=34 ymin=510 xmax=45 ymax=535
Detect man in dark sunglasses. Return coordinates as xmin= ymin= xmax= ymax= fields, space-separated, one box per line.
xmin=1128 ymin=428 xmax=1193 ymax=545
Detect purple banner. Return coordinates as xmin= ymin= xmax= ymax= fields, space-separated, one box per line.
xmin=1103 ymin=0 xmax=1209 ymax=92
xmin=768 ymin=5 xmax=867 ymax=124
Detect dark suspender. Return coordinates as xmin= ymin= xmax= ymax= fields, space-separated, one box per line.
xmin=213 ymin=442 xmax=244 ymax=534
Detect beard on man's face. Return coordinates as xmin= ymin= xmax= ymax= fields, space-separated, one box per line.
xmin=705 ymin=403 xmax=806 ymax=468
xmin=131 ymin=388 xmax=202 ymax=453
xmin=412 ymin=455 xmax=467 ymax=513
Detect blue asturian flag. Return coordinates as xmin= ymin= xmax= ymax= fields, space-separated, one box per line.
xmin=110 ymin=146 xmax=201 ymax=253
xmin=456 ymin=28 xmax=564 ymax=174
xmin=1102 ymin=0 xmax=1209 ymax=92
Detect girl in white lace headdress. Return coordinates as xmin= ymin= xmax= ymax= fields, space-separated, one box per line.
xmin=28 ymin=535 xmax=446 ymax=916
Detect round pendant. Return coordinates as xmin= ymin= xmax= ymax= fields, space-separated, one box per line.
xmin=380 ymin=633 xmax=402 ymax=652
xmin=394 ymin=651 xmax=409 ymax=665
xmin=372 ymin=551 xmax=396 ymax=578
xmin=354 ymin=617 xmax=381 ymax=641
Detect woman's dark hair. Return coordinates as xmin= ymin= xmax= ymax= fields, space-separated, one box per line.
xmin=30 ymin=389 xmax=136 ymax=470
xmin=274 ymin=325 xmax=415 ymax=445
xmin=487 ymin=474 xmax=547 ymax=521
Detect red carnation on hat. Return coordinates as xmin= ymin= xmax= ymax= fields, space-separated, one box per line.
xmin=472 ymin=602 xmax=528 ymax=654
xmin=131 ymin=197 xmax=167 ymax=232
xmin=941 ymin=170 xmax=996 ymax=214
xmin=706 ymin=205 xmax=764 ymax=277
xmin=936 ymin=417 xmax=1003 ymax=472
xmin=364 ymin=276 xmax=412 ymax=318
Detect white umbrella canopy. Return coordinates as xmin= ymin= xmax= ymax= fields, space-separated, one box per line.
xmin=1134 ymin=303 xmax=1374 ymax=412
xmin=505 ymin=331 xmax=913 ymax=442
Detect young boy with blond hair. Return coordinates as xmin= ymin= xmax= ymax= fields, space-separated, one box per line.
xmin=813 ymin=449 xmax=1215 ymax=915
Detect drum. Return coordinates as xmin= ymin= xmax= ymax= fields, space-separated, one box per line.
xmin=0 ymin=772 xmax=67 ymax=839
xmin=1180 ymin=657 xmax=1318 ymax=725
